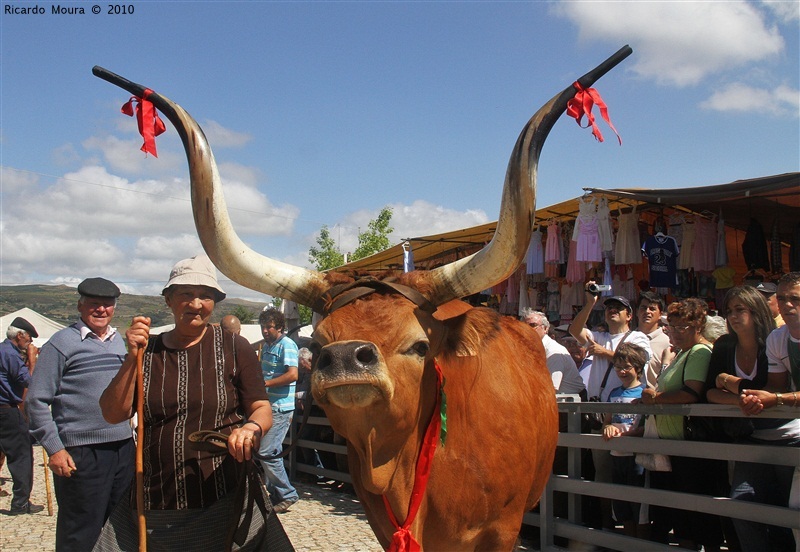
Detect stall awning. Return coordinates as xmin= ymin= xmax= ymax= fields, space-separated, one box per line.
xmin=334 ymin=172 xmax=799 ymax=274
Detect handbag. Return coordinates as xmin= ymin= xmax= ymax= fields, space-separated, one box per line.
xmin=635 ymin=415 xmax=671 ymax=472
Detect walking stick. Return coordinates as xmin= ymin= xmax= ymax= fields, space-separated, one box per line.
xmin=135 ymin=348 xmax=147 ymax=552
xmin=42 ymin=448 xmax=54 ymax=516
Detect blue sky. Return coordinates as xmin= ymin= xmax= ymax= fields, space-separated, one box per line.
xmin=2 ymin=1 xmax=798 ymax=301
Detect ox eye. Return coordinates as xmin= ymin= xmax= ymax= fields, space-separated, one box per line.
xmin=409 ymin=341 xmax=429 ymax=358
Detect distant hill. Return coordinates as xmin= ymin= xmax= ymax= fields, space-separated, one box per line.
xmin=0 ymin=284 xmax=268 ymax=328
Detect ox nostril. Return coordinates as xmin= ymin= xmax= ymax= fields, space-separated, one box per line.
xmin=354 ymin=344 xmax=378 ymax=367
xmin=316 ymin=350 xmax=332 ymax=372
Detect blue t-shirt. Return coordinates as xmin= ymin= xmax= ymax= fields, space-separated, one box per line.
xmin=261 ymin=335 xmax=298 ymax=412
xmin=608 ymin=383 xmax=644 ymax=456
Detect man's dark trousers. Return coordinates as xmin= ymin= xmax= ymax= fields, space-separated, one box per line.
xmin=0 ymin=405 xmax=33 ymax=511
xmin=53 ymin=438 xmax=134 ymax=552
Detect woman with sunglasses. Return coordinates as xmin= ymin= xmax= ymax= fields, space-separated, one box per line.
xmin=640 ymin=298 xmax=723 ymax=551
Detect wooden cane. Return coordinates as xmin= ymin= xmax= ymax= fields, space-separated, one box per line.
xmin=135 ymin=348 xmax=147 ymax=552
xmin=42 ymin=448 xmax=54 ymax=516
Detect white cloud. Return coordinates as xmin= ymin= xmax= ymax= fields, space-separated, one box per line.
xmin=553 ymin=1 xmax=785 ymax=87
xmin=762 ymin=0 xmax=800 ymax=22
xmin=1 ymin=166 xmax=39 ymax=193
xmin=202 ymin=120 xmax=253 ymax=148
xmin=701 ymin=82 xmax=800 ymax=117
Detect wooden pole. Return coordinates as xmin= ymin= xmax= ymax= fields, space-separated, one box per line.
xmin=42 ymin=448 xmax=53 ymax=516
xmin=136 ymin=348 xmax=147 ymax=552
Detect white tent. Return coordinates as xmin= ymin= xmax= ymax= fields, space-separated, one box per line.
xmin=0 ymin=307 xmax=67 ymax=347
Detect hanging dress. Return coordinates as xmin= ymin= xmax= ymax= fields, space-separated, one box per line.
xmin=715 ymin=214 xmax=729 ymax=267
xmin=614 ymin=207 xmax=643 ymax=265
xmin=678 ymin=219 xmax=696 ymax=270
xmin=545 ymin=221 xmax=562 ymax=263
xmin=526 ymin=228 xmax=545 ymax=274
xmin=566 ymin=240 xmax=586 ymax=283
xmin=692 ymin=219 xmax=717 ymax=272
xmin=596 ymin=197 xmax=614 ymax=254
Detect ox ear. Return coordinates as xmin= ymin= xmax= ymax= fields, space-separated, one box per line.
xmin=442 ymin=308 xmax=502 ymax=358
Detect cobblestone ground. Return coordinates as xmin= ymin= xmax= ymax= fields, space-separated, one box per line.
xmin=1 ymin=446 xmax=534 ymax=551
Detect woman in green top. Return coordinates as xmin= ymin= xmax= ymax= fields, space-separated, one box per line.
xmin=640 ymin=298 xmax=723 ymax=551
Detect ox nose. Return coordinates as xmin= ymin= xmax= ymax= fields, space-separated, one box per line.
xmin=316 ymin=341 xmax=380 ymax=377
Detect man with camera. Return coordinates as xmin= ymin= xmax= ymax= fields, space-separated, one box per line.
xmin=568 ymin=281 xmax=651 ymax=529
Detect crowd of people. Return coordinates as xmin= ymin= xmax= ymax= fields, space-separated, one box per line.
xmin=2 ymin=255 xmax=799 ymax=550
xmin=523 ymin=272 xmax=800 ymax=551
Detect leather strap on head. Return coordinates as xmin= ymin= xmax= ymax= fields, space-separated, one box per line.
xmin=315 ymin=278 xmax=436 ymax=316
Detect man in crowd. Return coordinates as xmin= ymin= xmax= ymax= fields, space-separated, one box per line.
xmin=0 ymin=317 xmax=43 ymax=515
xmin=756 ymin=282 xmax=785 ymax=328
xmin=522 ymin=309 xmax=585 ymax=398
xmin=257 ymin=308 xmax=300 ymax=513
xmin=560 ymin=335 xmax=592 ymax=390
xmin=636 ymin=291 xmax=671 ymax=389
xmin=26 ymin=278 xmax=134 ymax=550
xmin=569 ymin=284 xmax=651 ymax=530
xmin=220 ymin=314 xmax=242 ymax=335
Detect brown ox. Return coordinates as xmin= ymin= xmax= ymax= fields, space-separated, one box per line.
xmin=94 ymin=45 xmax=630 ymax=550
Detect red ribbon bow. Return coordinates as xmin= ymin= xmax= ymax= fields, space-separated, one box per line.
xmin=383 ymin=361 xmax=444 ymax=552
xmin=121 ymin=88 xmax=166 ymax=157
xmin=566 ymin=82 xmax=622 ymax=145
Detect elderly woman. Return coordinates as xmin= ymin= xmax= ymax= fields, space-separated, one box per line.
xmin=95 ymin=256 xmax=290 ymax=551
xmin=640 ymin=298 xmax=724 ymax=551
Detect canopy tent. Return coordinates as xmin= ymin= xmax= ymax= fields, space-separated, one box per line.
xmin=0 ymin=307 xmax=67 ymax=348
xmin=337 ymin=172 xmax=799 ymax=278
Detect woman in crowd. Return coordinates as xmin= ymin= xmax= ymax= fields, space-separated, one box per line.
xmin=95 ymin=255 xmax=291 ymax=551
xmin=727 ymin=277 xmax=800 ymax=551
xmin=640 ymin=297 xmax=724 ymax=551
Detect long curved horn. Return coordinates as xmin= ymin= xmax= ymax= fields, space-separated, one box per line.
xmin=92 ymin=67 xmax=330 ymax=307
xmin=426 ymin=46 xmax=633 ymax=306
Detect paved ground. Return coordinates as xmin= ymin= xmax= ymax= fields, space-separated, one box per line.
xmin=1 ymin=446 xmax=535 ymax=551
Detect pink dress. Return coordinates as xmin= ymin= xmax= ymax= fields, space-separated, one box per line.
xmin=576 ymin=217 xmax=602 ymax=262
xmin=545 ymin=222 xmax=562 ymax=263
xmin=566 ymin=240 xmax=587 ymax=283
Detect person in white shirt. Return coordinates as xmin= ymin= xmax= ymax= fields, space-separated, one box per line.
xmin=636 ymin=291 xmax=671 ymax=390
xmin=522 ymin=309 xmax=586 ymax=397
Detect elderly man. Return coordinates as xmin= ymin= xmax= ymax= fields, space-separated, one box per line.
xmin=756 ymin=282 xmax=784 ymax=328
xmin=522 ymin=309 xmax=585 ymax=397
xmin=26 ymin=278 xmax=134 ymax=550
xmin=636 ymin=291 xmax=671 ymax=390
xmin=0 ymin=317 xmax=43 ymax=515
xmin=220 ymin=314 xmax=242 ymax=335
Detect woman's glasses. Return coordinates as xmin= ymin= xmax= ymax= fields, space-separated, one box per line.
xmin=664 ymin=324 xmax=692 ymax=333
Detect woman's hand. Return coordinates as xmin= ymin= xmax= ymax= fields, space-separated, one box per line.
xmin=227 ymin=422 xmax=262 ymax=463
xmin=602 ymin=424 xmax=621 ymax=441
xmin=126 ymin=316 xmax=151 ymax=354
xmin=641 ymin=388 xmax=657 ymax=405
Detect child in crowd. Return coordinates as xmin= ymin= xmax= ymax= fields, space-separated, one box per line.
xmin=602 ymin=342 xmax=648 ymax=538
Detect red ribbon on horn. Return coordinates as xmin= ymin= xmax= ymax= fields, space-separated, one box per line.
xmin=566 ymin=82 xmax=622 ymax=145
xmin=382 ymin=361 xmax=445 ymax=552
xmin=121 ymin=88 xmax=166 ymax=157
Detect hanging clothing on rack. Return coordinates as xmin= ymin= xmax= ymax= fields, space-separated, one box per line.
xmin=771 ymin=220 xmax=783 ymax=274
xmin=596 ymin=197 xmax=614 ymax=254
xmin=614 ymin=207 xmax=643 ymax=265
xmin=566 ymin=240 xmax=587 ymax=283
xmin=678 ymin=219 xmax=696 ymax=270
xmin=741 ymin=218 xmax=770 ymax=271
xmin=692 ymin=219 xmax=717 ymax=272
xmin=642 ymin=233 xmax=680 ymax=288
xmin=668 ymin=213 xmax=685 ymax=247
xmin=545 ymin=221 xmax=562 ymax=263
xmin=715 ymin=214 xmax=728 ymax=267
xmin=573 ymin=197 xmax=601 ymax=263
xmin=525 ymin=228 xmax=545 ymax=274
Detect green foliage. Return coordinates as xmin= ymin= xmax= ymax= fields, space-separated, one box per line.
xmin=230 ymin=305 xmax=257 ymax=325
xmin=298 ymin=304 xmax=313 ymax=325
xmin=308 ymin=225 xmax=345 ymax=271
xmin=351 ymin=207 xmax=394 ymax=261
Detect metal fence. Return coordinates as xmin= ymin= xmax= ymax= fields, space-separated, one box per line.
xmin=286 ymin=399 xmax=799 ymax=551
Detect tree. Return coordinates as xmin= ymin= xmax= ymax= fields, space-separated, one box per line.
xmin=308 ymin=225 xmax=345 ymax=271
xmin=351 ymin=207 xmax=394 ymax=261
xmin=230 ymin=305 xmax=256 ymax=324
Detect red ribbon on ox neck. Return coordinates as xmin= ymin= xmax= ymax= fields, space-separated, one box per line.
xmin=382 ymin=361 xmax=445 ymax=552
xmin=566 ymin=82 xmax=622 ymax=145
xmin=121 ymin=88 xmax=166 ymax=157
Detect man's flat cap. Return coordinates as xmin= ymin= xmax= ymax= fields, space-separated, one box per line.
xmin=10 ymin=317 xmax=38 ymax=338
xmin=77 ymin=277 xmax=121 ymax=299
xmin=755 ymin=282 xmax=777 ymax=295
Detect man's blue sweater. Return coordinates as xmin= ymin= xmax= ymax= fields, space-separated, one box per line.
xmin=26 ymin=324 xmax=132 ymax=455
